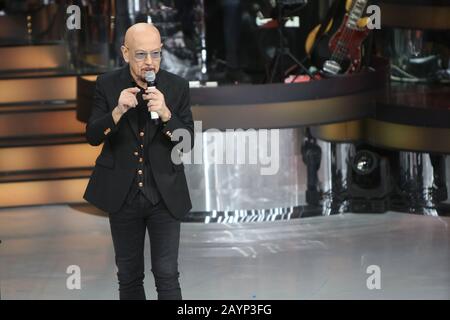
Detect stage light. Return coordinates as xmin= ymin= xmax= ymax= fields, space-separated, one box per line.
xmin=348 ymin=148 xmax=391 ymax=213
xmin=352 ymin=150 xmax=378 ymax=176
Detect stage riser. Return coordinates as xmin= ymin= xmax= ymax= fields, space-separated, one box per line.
xmin=0 ymin=44 xmax=68 ymax=72
xmin=0 ymin=178 xmax=88 ymax=208
xmin=0 ymin=109 xmax=84 ymax=138
xmin=0 ymin=143 xmax=100 ymax=173
xmin=0 ymin=76 xmax=76 ymax=104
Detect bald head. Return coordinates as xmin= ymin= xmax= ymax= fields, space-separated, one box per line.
xmin=121 ymin=23 xmax=163 ymax=86
xmin=124 ymin=23 xmax=161 ymax=48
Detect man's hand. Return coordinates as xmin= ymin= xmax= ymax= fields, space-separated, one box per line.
xmin=143 ymin=87 xmax=171 ymax=122
xmin=113 ymin=87 xmax=140 ymax=124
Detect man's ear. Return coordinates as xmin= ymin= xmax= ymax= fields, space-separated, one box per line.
xmin=121 ymin=45 xmax=129 ymax=63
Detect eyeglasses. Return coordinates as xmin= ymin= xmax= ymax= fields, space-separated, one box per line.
xmin=134 ymin=50 xmax=162 ymax=61
xmin=127 ymin=48 xmax=162 ymax=61
xmin=123 ymin=46 xmax=162 ymax=61
xmin=123 ymin=45 xmax=162 ymax=61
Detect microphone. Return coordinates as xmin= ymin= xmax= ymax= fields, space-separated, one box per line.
xmin=144 ymin=70 xmax=160 ymax=125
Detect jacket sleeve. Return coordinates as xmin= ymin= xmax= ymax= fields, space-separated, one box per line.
xmin=85 ymin=77 xmax=119 ymax=146
xmin=161 ymin=80 xmax=194 ymax=152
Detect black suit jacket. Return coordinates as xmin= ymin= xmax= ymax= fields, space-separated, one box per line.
xmin=83 ymin=66 xmax=194 ymax=219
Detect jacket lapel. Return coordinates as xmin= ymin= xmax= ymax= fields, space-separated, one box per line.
xmin=116 ymin=66 xmax=140 ymax=142
xmin=126 ymin=108 xmax=140 ymax=141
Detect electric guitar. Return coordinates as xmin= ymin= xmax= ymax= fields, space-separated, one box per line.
xmin=306 ymin=0 xmax=371 ymax=75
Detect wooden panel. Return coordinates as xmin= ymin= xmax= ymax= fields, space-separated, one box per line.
xmin=0 ymin=143 xmax=101 ymax=172
xmin=0 ymin=44 xmax=68 ymax=71
xmin=0 ymin=178 xmax=89 ymax=208
xmin=0 ymin=109 xmax=85 ymax=138
xmin=0 ymin=76 xmax=76 ymax=103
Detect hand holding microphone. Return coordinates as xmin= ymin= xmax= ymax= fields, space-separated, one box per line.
xmin=143 ymin=71 xmax=171 ymax=125
xmin=144 ymin=71 xmax=159 ymax=125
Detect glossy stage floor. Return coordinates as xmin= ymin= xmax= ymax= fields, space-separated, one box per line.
xmin=0 ymin=205 xmax=448 ymax=300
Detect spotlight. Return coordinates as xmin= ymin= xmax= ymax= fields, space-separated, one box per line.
xmin=348 ymin=148 xmax=392 ymax=213
xmin=352 ymin=150 xmax=378 ymax=175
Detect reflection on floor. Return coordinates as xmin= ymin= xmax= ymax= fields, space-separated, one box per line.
xmin=0 ymin=205 xmax=448 ymax=300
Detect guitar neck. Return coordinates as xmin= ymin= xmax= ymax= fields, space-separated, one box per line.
xmin=346 ymin=0 xmax=369 ymax=29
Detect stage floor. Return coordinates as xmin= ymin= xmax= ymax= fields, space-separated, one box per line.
xmin=0 ymin=205 xmax=448 ymax=300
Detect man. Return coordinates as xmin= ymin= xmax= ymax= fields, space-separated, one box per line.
xmin=83 ymin=23 xmax=194 ymax=300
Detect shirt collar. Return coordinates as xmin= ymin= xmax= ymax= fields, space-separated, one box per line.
xmin=125 ymin=65 xmax=140 ymax=88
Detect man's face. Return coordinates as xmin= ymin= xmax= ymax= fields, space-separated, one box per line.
xmin=122 ymin=35 xmax=162 ymax=84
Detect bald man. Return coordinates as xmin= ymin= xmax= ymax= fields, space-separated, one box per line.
xmin=83 ymin=23 xmax=194 ymax=300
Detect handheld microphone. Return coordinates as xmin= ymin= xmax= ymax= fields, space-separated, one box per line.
xmin=144 ymin=70 xmax=160 ymax=125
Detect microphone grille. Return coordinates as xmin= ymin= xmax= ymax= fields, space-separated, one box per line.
xmin=145 ymin=70 xmax=156 ymax=82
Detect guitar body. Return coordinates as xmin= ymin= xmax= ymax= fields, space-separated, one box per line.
xmin=327 ymin=14 xmax=370 ymax=74
xmin=306 ymin=0 xmax=372 ymax=75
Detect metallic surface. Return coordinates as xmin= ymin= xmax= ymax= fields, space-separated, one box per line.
xmin=397 ymin=152 xmax=448 ymax=215
xmin=310 ymin=139 xmax=450 ymax=215
xmin=317 ymin=141 xmax=353 ymax=215
xmin=185 ymin=128 xmax=306 ymax=212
